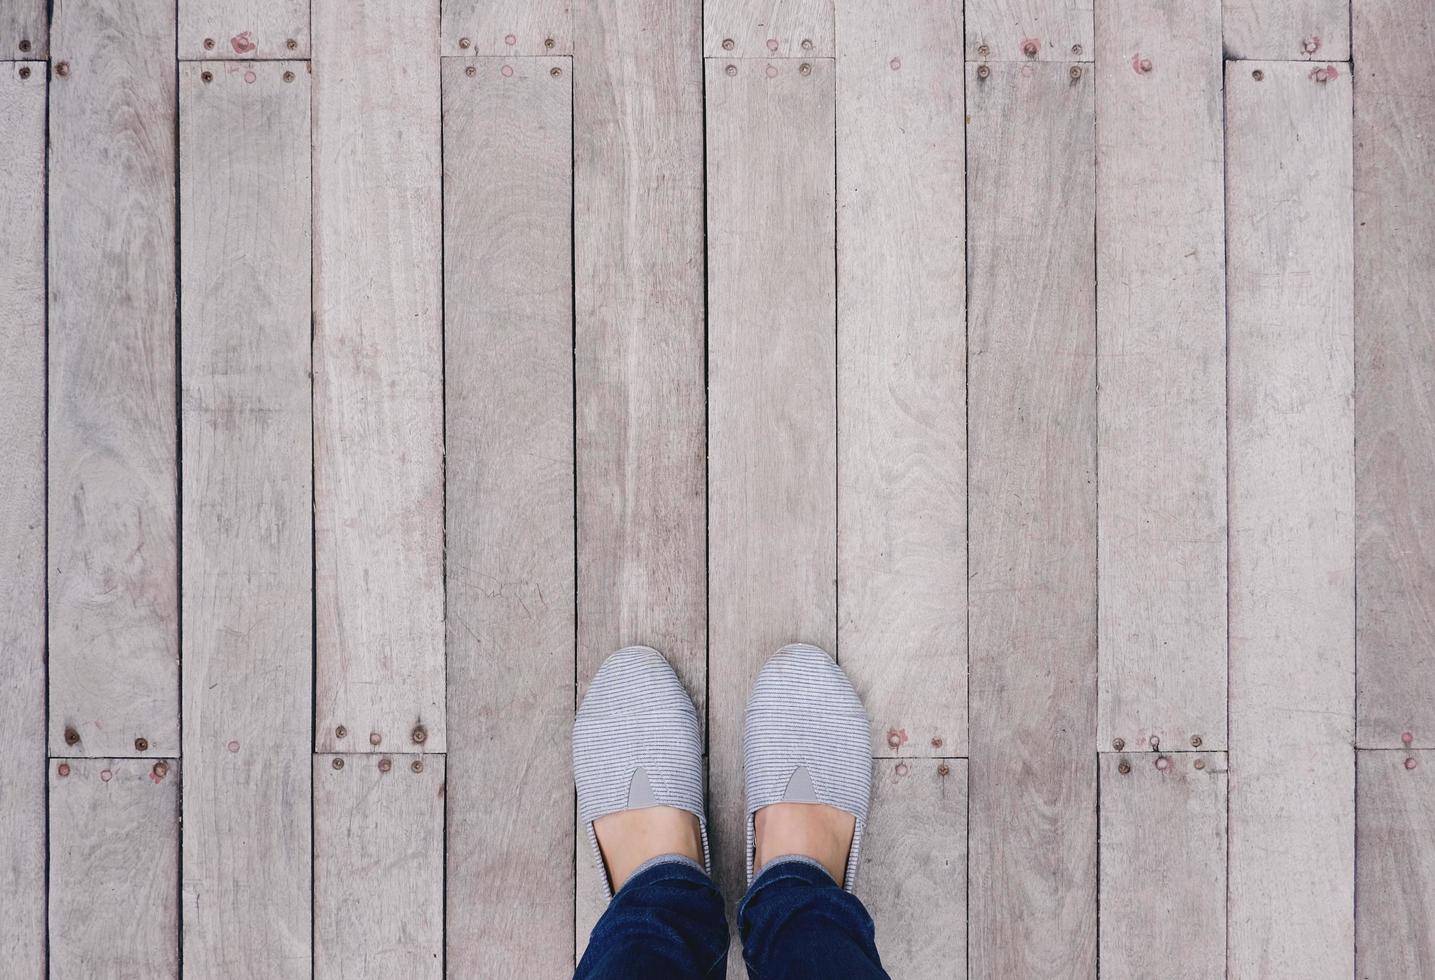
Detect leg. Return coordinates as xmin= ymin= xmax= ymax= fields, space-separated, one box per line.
xmin=576 ymin=856 xmax=729 ymax=980
xmin=738 ymin=857 xmax=889 ymax=980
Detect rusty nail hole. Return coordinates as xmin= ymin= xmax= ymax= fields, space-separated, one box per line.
xmin=283 ymin=70 xmax=295 ymax=82
xmin=135 ymin=737 xmax=149 ymax=752
xmin=1069 ymin=64 xmax=1083 ymax=81
xmin=976 ymin=64 xmax=990 ymax=80
xmin=1155 ymin=755 xmax=1171 ymax=771
xmin=1118 ymin=760 xmax=1131 ymax=775
xmin=19 ymin=66 xmax=31 ymax=79
xmin=201 ymin=70 xmax=213 ymax=83
xmin=287 ymin=38 xmax=298 ymax=50
xmin=544 ymin=37 xmax=555 ymax=49
xmin=1252 ymin=69 xmax=1265 ymax=81
xmin=152 ymin=762 xmax=169 ymax=779
xmin=331 ymin=757 xmax=345 ymax=770
xmin=411 ymin=759 xmax=425 ymax=773
xmin=977 ymin=43 xmax=990 ymax=58
xmin=203 ymin=37 xmax=215 ymax=50
xmin=412 ymin=725 xmax=428 ymax=744
xmin=937 ymin=763 xmax=951 ymax=777
xmin=465 ymin=65 xmax=476 ymax=77
xmin=1407 ymin=757 xmax=1420 ymax=771
xmin=1021 ymin=38 xmax=1040 ymax=58
xmin=1112 ymin=737 xmax=1125 ymax=751
xmin=57 ymin=763 xmax=71 ymax=777
xmin=1194 ymin=758 xmax=1207 ymax=770
xmin=1190 ymin=734 xmax=1203 ymax=748
xmin=800 ymin=62 xmax=812 ymax=76
xmin=931 ymin=736 xmax=944 ymax=749
xmin=1071 ymin=43 xmax=1082 ymax=55
xmin=378 ymin=758 xmax=393 ymax=773
xmin=64 ymin=727 xmax=80 ymax=745
xmin=458 ymin=37 xmax=472 ymax=49
xmin=724 ymin=63 xmax=737 ymax=77
xmin=722 ymin=38 xmax=735 ymax=51
xmin=54 ymin=62 xmax=70 ymax=77
xmin=369 ymin=732 xmax=382 ymax=746
xmin=895 ymin=762 xmax=910 ymax=776
xmin=19 ymin=39 xmax=32 ymax=52
xmin=550 ymin=66 xmax=562 ymax=78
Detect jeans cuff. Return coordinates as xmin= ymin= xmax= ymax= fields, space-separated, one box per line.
xmin=751 ymin=854 xmax=837 ymax=887
xmin=616 ymin=853 xmax=709 ymax=896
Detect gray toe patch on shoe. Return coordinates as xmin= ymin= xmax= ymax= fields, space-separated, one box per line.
xmin=627 ymin=768 xmax=658 ymax=808
xmin=782 ymin=765 xmax=820 ymax=804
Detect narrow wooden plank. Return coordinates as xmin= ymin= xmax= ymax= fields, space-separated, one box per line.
xmin=966 ymin=60 xmax=1097 ymax=980
xmin=1099 ymin=752 xmax=1226 ymax=979
xmin=0 ymin=0 xmax=45 ymax=57
xmin=836 ymin=0 xmax=966 ymax=758
xmin=1226 ymin=59 xmax=1354 ymax=980
xmin=1095 ymin=0 xmax=1227 ymax=754
xmin=705 ymin=0 xmax=834 ymax=58
xmin=314 ymin=754 xmax=444 ymax=980
xmin=0 ymin=61 xmax=45 ymax=978
xmin=861 ymin=759 xmax=967 ymax=977
xmin=178 ymin=61 xmax=312 ymax=980
xmin=178 ymin=0 xmax=310 ymax=60
xmin=442 ymin=0 xmax=571 ymax=55
xmin=965 ymin=0 xmax=1094 ymax=63
xmin=1357 ymin=750 xmax=1435 ymax=977
xmin=312 ymin=0 xmax=445 ymax=754
xmin=49 ymin=758 xmax=180 ymax=978
xmin=706 ymin=54 xmax=837 ymax=912
xmin=1224 ymin=0 xmax=1350 ymax=61
xmin=1355 ymin=0 xmax=1435 ymax=749
xmin=444 ymin=55 xmax=575 ymax=977
xmin=49 ymin=0 xmax=178 ymax=759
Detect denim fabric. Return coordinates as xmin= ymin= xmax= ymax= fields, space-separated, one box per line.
xmin=575 ymin=857 xmax=888 ymax=980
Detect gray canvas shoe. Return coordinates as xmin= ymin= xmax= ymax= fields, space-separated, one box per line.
xmin=744 ymin=643 xmax=873 ymax=892
xmin=573 ymin=646 xmax=710 ymax=899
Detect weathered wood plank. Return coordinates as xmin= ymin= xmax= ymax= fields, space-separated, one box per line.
xmin=861 ymin=759 xmax=967 ymax=977
xmin=966 ymin=60 xmax=1098 ymax=980
xmin=442 ymin=0 xmax=571 ymax=55
xmin=1095 ymin=0 xmax=1227 ymax=754
xmin=1099 ymin=752 xmax=1226 ymax=979
xmin=49 ymin=758 xmax=180 ymax=978
xmin=178 ymin=61 xmax=312 ymax=980
xmin=706 ymin=55 xmax=837 ymax=914
xmin=49 ymin=0 xmax=178 ymax=759
xmin=0 ymin=0 xmax=45 ymax=57
xmin=313 ymin=754 xmax=444 ymax=980
xmin=178 ymin=0 xmax=309 ymax=59
xmin=836 ymin=0 xmax=965 ymax=759
xmin=444 ymin=55 xmax=575 ymax=978
xmin=1355 ymin=0 xmax=1435 ymax=749
xmin=312 ymin=0 xmax=445 ymax=754
xmin=705 ymin=0 xmax=834 ymax=58
xmin=0 ymin=61 xmax=45 ymax=978
xmin=1357 ymin=749 xmax=1435 ymax=977
xmin=965 ymin=0 xmax=1093 ymax=62
xmin=1226 ymin=58 xmax=1354 ymax=980
xmin=1224 ymin=0 xmax=1349 ymax=61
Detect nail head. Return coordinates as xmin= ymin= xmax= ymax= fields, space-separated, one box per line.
xmin=331 ymin=757 xmax=344 ymax=770
xmin=201 ymin=70 xmax=213 ymax=83
xmin=1407 ymin=757 xmax=1420 ymax=771
xmin=504 ymin=33 xmax=517 ymax=46
xmin=1112 ymin=737 xmax=1125 ymax=751
xmin=550 ymin=66 xmax=562 ymax=77
xmin=411 ymin=760 xmax=425 ymax=773
xmin=227 ymin=740 xmax=240 ymax=753
xmin=1118 ymin=760 xmax=1131 ymax=775
xmin=722 ymin=38 xmax=734 ymax=50
xmin=286 ymin=38 xmax=298 ymax=50
xmin=465 ymin=65 xmax=476 ymax=77
xmin=1252 ymin=69 xmax=1265 ymax=81
xmin=931 ymin=736 xmax=943 ymax=749
xmin=458 ymin=37 xmax=471 ymax=49
xmin=203 ymin=37 xmax=215 ymax=50
xmin=801 ymin=39 xmax=813 ymax=50
xmin=895 ymin=762 xmax=910 ymax=776
xmin=152 ymin=762 xmax=169 ymax=778
xmin=412 ymin=725 xmax=428 ymax=744
xmin=378 ymin=758 xmax=393 ymax=773
xmin=1194 ymin=758 xmax=1207 ymax=770
xmin=64 ymin=727 xmax=80 ymax=745
xmin=55 ymin=62 xmax=70 ymax=77
xmin=1069 ymin=64 xmax=1083 ymax=80
xmin=58 ymin=763 xmax=71 ymax=777
xmin=799 ymin=62 xmax=812 ymax=76
xmin=977 ymin=43 xmax=990 ymax=58
xmin=937 ymin=763 xmax=950 ymax=777
xmin=1071 ymin=44 xmax=1082 ymax=55
xmin=335 ymin=725 xmax=348 ymax=739
xmin=135 ymin=737 xmax=149 ymax=752
xmin=1022 ymin=38 xmax=1040 ymax=58
xmin=977 ymin=64 xmax=991 ymax=80
xmin=369 ymin=732 xmax=381 ymax=746
xmin=725 ymin=64 xmax=737 ymax=76
xmin=544 ymin=37 xmax=555 ymax=49
xmin=501 ymin=64 xmax=514 ymax=77
xmin=18 ymin=66 xmax=31 ymax=79
xmin=283 ymin=70 xmax=295 ymax=82
xmin=1190 ymin=735 xmax=1203 ymax=748
xmin=1155 ymin=755 xmax=1171 ymax=771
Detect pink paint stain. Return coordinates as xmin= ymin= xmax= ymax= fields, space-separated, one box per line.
xmin=765 ymin=64 xmax=778 ymax=78
xmin=886 ymin=727 xmax=909 ymax=750
xmin=766 ymin=38 xmax=779 ymax=52
xmin=894 ymin=762 xmax=910 ymax=777
xmin=1311 ymin=64 xmax=1339 ymax=82
xmin=889 ymin=57 xmax=902 ymax=71
xmin=230 ymin=31 xmax=256 ymax=55
xmin=501 ymin=64 xmax=514 ymax=78
xmin=1302 ymin=35 xmax=1322 ymax=55
xmin=1131 ymin=53 xmax=1153 ymax=74
xmin=243 ymin=70 xmax=257 ymax=84
xmin=99 ymin=769 xmax=113 ymax=782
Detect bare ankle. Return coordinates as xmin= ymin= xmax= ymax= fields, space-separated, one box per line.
xmin=753 ymin=802 xmax=856 ymax=887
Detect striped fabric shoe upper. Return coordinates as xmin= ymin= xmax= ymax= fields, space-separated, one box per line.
xmin=744 ymin=643 xmax=873 ymax=892
xmin=573 ymin=646 xmax=710 ymax=899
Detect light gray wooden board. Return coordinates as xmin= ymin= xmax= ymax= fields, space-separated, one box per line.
xmin=835 ymin=0 xmax=966 ymax=759
xmin=49 ymin=758 xmax=180 ymax=978
xmin=1355 ymin=0 xmax=1435 ymax=749
xmin=312 ymin=0 xmax=446 ymax=754
xmin=706 ymin=55 xmax=837 ymax=925
xmin=861 ymin=759 xmax=967 ymax=977
xmin=441 ymin=0 xmax=571 ymax=55
xmin=178 ymin=61 xmax=312 ymax=980
xmin=1098 ymin=753 xmax=1226 ymax=979
xmin=1094 ymin=0 xmax=1227 ymax=753
xmin=1226 ymin=59 xmax=1355 ymax=980
xmin=178 ymin=0 xmax=309 ymax=60
xmin=0 ymin=61 xmax=45 ymax=979
xmin=573 ymin=0 xmax=707 ymax=946
xmin=1224 ymin=0 xmax=1350 ymax=60
xmin=48 ymin=0 xmax=178 ymax=759
xmin=314 ymin=754 xmax=444 ymax=980
xmin=0 ymin=0 xmax=44 ymax=57
xmin=966 ymin=60 xmax=1098 ymax=980
xmin=443 ymin=55 xmax=575 ymax=978
xmin=705 ymin=0 xmax=834 ymax=58
xmin=965 ymin=0 xmax=1094 ymax=62
xmin=1356 ymin=750 xmax=1435 ymax=977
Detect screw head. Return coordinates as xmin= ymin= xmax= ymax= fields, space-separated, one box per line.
xmin=335 ymin=725 xmax=347 ymax=739
xmin=1112 ymin=737 xmax=1125 ymax=751
xmin=721 ymin=38 xmax=734 ymax=51
xmin=1071 ymin=43 xmax=1082 ymax=55
xmin=19 ymin=65 xmax=31 ymax=79
xmin=54 ymin=62 xmax=70 ymax=77
xmin=412 ymin=725 xmax=428 ymax=744
xmin=201 ymin=70 xmax=213 ymax=83
xmin=64 ymin=727 xmax=80 ymax=745
xmin=465 ymin=65 xmax=476 ymax=77
xmin=1402 ymin=731 xmax=1414 ymax=745
xmin=369 ymin=732 xmax=381 ymax=746
xmin=283 ymin=70 xmax=295 ymax=82
xmin=895 ymin=762 xmax=910 ymax=776
xmin=799 ymin=62 xmax=812 ymax=76
xmin=378 ymin=758 xmax=392 ymax=773
xmin=504 ymin=33 xmax=517 ymax=45
xmin=458 ymin=37 xmax=471 ymax=49
xmin=1022 ymin=38 xmax=1040 ymax=58
xmin=1069 ymin=64 xmax=1083 ymax=80
xmin=931 ymin=736 xmax=944 ymax=749
xmin=18 ymin=39 xmax=31 ymax=52
xmin=977 ymin=43 xmax=990 ymax=58
xmin=1190 ymin=734 xmax=1203 ymax=748
xmin=1149 ymin=734 xmax=1160 ymax=749
xmin=976 ymin=64 xmax=991 ymax=80
xmin=134 ymin=737 xmax=149 ymax=752
xmin=152 ymin=762 xmax=169 ymax=778
xmin=550 ymin=66 xmax=562 ymax=77
xmin=331 ymin=757 xmax=344 ymax=770
xmin=801 ymin=39 xmax=813 ymax=51
xmin=57 ymin=763 xmax=71 ymax=777
xmin=1407 ymin=757 xmax=1420 ymax=771
xmin=725 ymin=63 xmax=737 ymax=77
xmin=1194 ymin=758 xmax=1207 ymax=770
xmin=1252 ymin=69 xmax=1265 ymax=81
xmin=287 ymin=38 xmax=298 ymax=50
xmin=203 ymin=37 xmax=215 ymax=50
xmin=1155 ymin=755 xmax=1171 ymax=771
xmin=544 ymin=37 xmax=555 ymax=49
xmin=1118 ymin=760 xmax=1131 ymax=775
xmin=411 ymin=759 xmax=425 ymax=773
xmin=937 ymin=763 xmax=951 ymax=777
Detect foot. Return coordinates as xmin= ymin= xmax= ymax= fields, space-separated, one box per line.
xmin=594 ymin=805 xmax=705 ymax=892
xmin=753 ymin=802 xmax=856 ymax=887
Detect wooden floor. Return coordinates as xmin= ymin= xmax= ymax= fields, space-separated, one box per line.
xmin=1 ymin=0 xmax=1433 ymax=977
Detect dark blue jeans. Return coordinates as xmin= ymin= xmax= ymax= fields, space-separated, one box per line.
xmin=575 ymin=856 xmax=889 ymax=979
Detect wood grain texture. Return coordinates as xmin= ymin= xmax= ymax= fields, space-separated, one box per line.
xmin=312 ymin=0 xmax=445 ymax=754
xmin=178 ymin=0 xmax=308 ymax=59
xmin=705 ymin=0 xmax=834 ymax=57
xmin=966 ymin=60 xmax=1098 ymax=980
xmin=1095 ymin=0 xmax=1227 ymax=754
xmin=1099 ymin=752 xmax=1226 ymax=979
xmin=443 ymin=56 xmax=575 ymax=978
xmin=0 ymin=61 xmax=45 ymax=979
xmin=313 ymin=754 xmax=444 ymax=980
xmin=836 ymin=0 xmax=966 ymax=759
xmin=0 ymin=0 xmax=45 ymax=57
xmin=1357 ymin=749 xmax=1435 ymax=977
xmin=1224 ymin=0 xmax=1349 ymax=60
xmin=178 ymin=61 xmax=312 ymax=980
xmin=1355 ymin=0 xmax=1435 ymax=749
xmin=48 ymin=0 xmax=178 ymax=759
xmin=861 ymin=759 xmax=967 ymax=977
xmin=1226 ymin=59 xmax=1354 ymax=980
xmin=706 ymin=55 xmax=837 ymax=916
xmin=49 ymin=758 xmax=180 ymax=979
xmin=965 ymin=0 xmax=1094 ymax=62
xmin=442 ymin=0 xmax=571 ymax=55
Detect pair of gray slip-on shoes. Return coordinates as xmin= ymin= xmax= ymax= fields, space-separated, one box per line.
xmin=572 ymin=643 xmax=871 ymax=900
